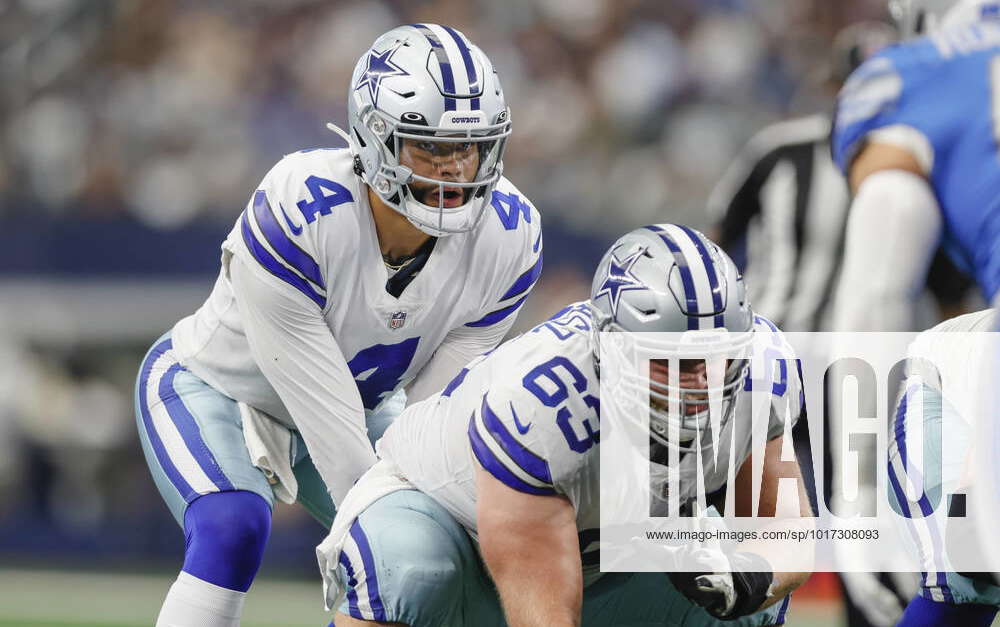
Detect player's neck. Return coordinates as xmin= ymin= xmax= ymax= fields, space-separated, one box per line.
xmin=367 ymin=187 xmax=434 ymax=260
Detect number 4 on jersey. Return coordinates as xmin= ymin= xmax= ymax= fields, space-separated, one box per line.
xmin=492 ymin=191 xmax=532 ymax=231
xmin=297 ymin=176 xmax=354 ymax=225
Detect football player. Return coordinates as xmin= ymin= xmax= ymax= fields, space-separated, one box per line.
xmin=134 ymin=24 xmax=542 ymax=627
xmin=317 ymin=225 xmax=812 ymax=627
xmin=830 ymin=0 xmax=1000 ymax=331
xmin=888 ymin=309 xmax=1000 ymax=626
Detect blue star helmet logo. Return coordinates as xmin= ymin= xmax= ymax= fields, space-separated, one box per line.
xmin=355 ymin=44 xmax=409 ymax=108
xmin=594 ymin=249 xmax=648 ymax=317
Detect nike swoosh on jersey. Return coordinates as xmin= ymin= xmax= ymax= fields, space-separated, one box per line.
xmin=511 ymin=401 xmax=531 ymax=434
xmin=280 ymin=202 xmax=304 ymax=235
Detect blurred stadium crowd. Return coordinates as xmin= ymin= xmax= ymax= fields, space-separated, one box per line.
xmin=0 ymin=0 xmax=884 ymax=578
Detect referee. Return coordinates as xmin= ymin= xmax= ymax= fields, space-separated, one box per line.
xmin=710 ymin=24 xmax=970 ymax=332
xmin=709 ymin=21 xmax=972 ymax=627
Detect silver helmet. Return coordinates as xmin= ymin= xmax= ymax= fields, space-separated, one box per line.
xmin=590 ymin=224 xmax=754 ymax=451
xmin=332 ymin=24 xmax=511 ymax=237
xmin=886 ymin=0 xmax=1000 ymax=37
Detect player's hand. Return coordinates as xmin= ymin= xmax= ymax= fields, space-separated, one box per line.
xmin=668 ymin=549 xmax=774 ymax=620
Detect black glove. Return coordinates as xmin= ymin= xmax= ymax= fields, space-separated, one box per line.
xmin=668 ymin=550 xmax=774 ymax=620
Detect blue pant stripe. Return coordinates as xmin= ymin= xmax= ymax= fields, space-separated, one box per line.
xmin=137 ymin=339 xmax=195 ymax=499
xmin=892 ymin=386 xmax=954 ymax=602
xmin=159 ymin=363 xmax=235 ymax=492
xmin=350 ymin=519 xmax=388 ymax=622
xmin=339 ymin=550 xmax=364 ymax=619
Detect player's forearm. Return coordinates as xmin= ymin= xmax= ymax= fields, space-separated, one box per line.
xmin=488 ymin=560 xmax=581 ymax=627
xmin=230 ymin=255 xmax=376 ymax=504
xmin=833 ymin=168 xmax=941 ymax=331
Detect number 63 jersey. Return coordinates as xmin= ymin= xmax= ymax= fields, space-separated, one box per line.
xmin=832 ymin=21 xmax=1000 ymax=299
xmin=377 ymin=302 xmax=801 ymax=578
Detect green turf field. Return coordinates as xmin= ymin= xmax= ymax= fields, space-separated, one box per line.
xmin=3 ymin=567 xmax=979 ymax=627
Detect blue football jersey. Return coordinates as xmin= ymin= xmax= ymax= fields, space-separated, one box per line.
xmin=832 ymin=22 xmax=1000 ymax=299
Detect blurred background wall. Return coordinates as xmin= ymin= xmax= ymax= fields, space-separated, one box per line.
xmin=0 ymin=0 xmax=889 ymax=624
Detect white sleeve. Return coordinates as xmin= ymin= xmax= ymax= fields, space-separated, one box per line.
xmin=831 ymin=169 xmax=942 ymax=331
xmin=405 ymin=316 xmax=513 ymax=404
xmin=229 ymin=255 xmax=375 ymax=506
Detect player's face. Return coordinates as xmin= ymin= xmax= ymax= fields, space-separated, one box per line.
xmin=400 ymin=137 xmax=481 ymax=208
xmin=649 ymin=359 xmax=721 ymax=416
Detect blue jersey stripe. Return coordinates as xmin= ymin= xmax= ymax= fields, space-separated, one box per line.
xmin=645 ymin=226 xmax=698 ymax=329
xmin=411 ymin=24 xmax=457 ymax=111
xmin=251 ymin=190 xmax=324 ymax=289
xmin=349 ymin=519 xmax=387 ymax=621
xmin=137 ymin=339 xmax=195 ymax=499
xmin=500 ymin=253 xmax=543 ymax=301
xmin=338 ymin=551 xmax=364 ymax=619
xmin=465 ymin=293 xmax=529 ymax=327
xmin=480 ymin=396 xmax=553 ymax=484
xmin=159 ymin=363 xmax=235 ymax=492
xmin=468 ymin=413 xmax=557 ymax=496
xmin=442 ymin=366 xmax=470 ymax=398
xmin=677 ymin=224 xmax=724 ymax=328
xmin=241 ymin=211 xmax=326 ymax=308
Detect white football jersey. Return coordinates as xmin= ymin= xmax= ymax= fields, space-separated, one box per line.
xmin=378 ymin=302 xmax=801 ymax=577
xmin=170 ymin=148 xmax=542 ymax=503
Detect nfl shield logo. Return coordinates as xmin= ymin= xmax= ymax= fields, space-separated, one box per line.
xmin=388 ymin=311 xmax=407 ymax=330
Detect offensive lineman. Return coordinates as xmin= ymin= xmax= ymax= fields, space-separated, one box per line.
xmin=318 ymin=225 xmax=813 ymax=627
xmin=135 ymin=24 xmax=542 ymax=627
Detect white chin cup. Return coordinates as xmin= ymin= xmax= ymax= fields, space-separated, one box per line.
xmin=400 ymin=190 xmax=485 ymax=237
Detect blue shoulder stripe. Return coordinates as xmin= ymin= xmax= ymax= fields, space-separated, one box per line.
xmin=241 ymin=211 xmax=327 ymax=308
xmin=465 ymin=293 xmax=529 ymax=327
xmin=499 ymin=253 xmax=543 ymax=301
xmin=468 ymin=413 xmax=557 ymax=496
xmin=480 ymin=396 xmax=553 ymax=485
xmin=251 ymin=191 xmax=325 ymax=289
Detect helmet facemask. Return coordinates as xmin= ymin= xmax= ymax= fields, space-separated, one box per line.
xmin=355 ymin=104 xmax=511 ymax=236
xmin=598 ymin=322 xmax=753 ymax=455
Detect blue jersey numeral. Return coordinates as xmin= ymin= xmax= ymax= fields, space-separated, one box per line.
xmin=297 ymin=176 xmax=354 ymax=224
xmin=523 ymin=356 xmax=599 ymax=453
xmin=491 ymin=191 xmax=532 ymax=231
xmin=347 ymin=337 xmax=420 ymax=410
xmin=533 ymin=303 xmax=592 ymax=341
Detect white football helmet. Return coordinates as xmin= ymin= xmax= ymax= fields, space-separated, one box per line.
xmin=590 ymin=224 xmax=755 ymax=453
xmin=889 ymin=0 xmax=1000 ymax=38
xmin=330 ymin=24 xmax=511 ymax=237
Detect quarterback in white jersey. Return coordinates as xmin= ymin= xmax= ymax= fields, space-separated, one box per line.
xmin=319 ymin=225 xmax=812 ymax=627
xmin=134 ymin=24 xmax=541 ymax=627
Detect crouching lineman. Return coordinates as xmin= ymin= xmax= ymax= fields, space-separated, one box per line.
xmin=888 ymin=309 xmax=1000 ymax=626
xmin=134 ymin=24 xmax=542 ymax=627
xmin=317 ymin=224 xmax=813 ymax=627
